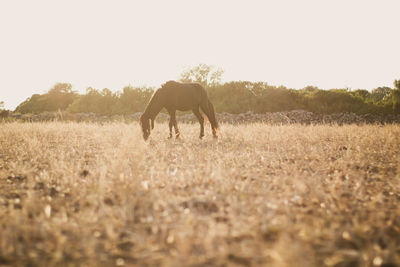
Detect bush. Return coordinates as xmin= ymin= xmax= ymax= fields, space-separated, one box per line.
xmin=13 ymin=81 xmax=400 ymax=116
xmin=67 ymin=88 xmax=119 ymax=116
xmin=15 ymin=83 xmax=78 ymax=114
xmin=393 ymin=90 xmax=400 ymax=115
xmin=0 ymin=109 xmax=10 ymax=118
xmin=118 ymin=86 xmax=154 ymax=114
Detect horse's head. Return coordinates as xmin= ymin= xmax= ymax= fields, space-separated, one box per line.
xmin=139 ymin=114 xmax=154 ymax=141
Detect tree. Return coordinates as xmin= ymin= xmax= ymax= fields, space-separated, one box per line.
xmin=395 ymin=80 xmax=400 ymax=90
xmin=393 ymin=80 xmax=400 ymax=114
xmin=48 ymin=83 xmax=73 ymax=94
xmin=179 ymin=64 xmax=224 ymax=87
xmin=119 ymin=86 xmax=154 ymax=114
xmin=67 ymin=87 xmax=103 ymax=114
xmin=371 ymin=87 xmax=391 ymax=102
xmin=352 ymin=89 xmax=370 ymax=100
xmin=0 ymin=101 xmax=10 ymax=118
xmin=303 ymin=86 xmax=319 ymax=92
xmin=44 ymin=83 xmax=77 ymax=111
xmin=209 ymin=81 xmax=258 ymax=113
xmin=67 ymin=87 xmax=121 ymax=115
xmin=15 ymin=83 xmax=78 ymax=114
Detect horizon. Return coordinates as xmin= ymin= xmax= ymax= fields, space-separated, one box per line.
xmin=1 ymin=0 xmax=400 ymax=110
xmin=3 ymin=75 xmax=398 ymax=111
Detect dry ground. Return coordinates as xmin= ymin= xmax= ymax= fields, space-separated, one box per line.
xmin=0 ymin=122 xmax=399 ymax=267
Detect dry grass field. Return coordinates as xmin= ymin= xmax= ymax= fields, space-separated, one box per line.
xmin=0 ymin=122 xmax=399 ymax=267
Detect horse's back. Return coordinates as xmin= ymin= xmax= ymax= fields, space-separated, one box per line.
xmin=161 ymin=81 xmax=207 ymax=110
xmin=163 ymin=81 xmax=205 ymax=93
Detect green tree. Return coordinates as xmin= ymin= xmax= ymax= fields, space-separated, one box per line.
xmin=67 ymin=87 xmax=120 ymax=115
xmin=0 ymin=101 xmax=9 ymax=118
xmin=119 ymin=86 xmax=154 ymax=114
xmin=15 ymin=94 xmax=41 ymax=113
xmin=209 ymin=81 xmax=258 ymax=113
xmin=48 ymin=83 xmax=73 ymax=94
xmin=303 ymin=86 xmax=319 ymax=93
xmin=179 ymin=64 xmax=224 ymax=87
xmin=99 ymin=88 xmax=119 ymax=115
xmin=395 ymin=80 xmax=400 ymax=90
xmin=255 ymin=85 xmax=300 ymax=113
xmin=15 ymin=83 xmax=78 ymax=113
xmin=371 ymin=87 xmax=391 ymax=102
xmin=393 ymin=80 xmax=400 ymax=114
xmin=302 ymin=89 xmax=369 ymax=114
xmin=352 ymin=89 xmax=370 ymax=100
xmin=67 ymin=87 xmax=102 ymax=114
xmin=44 ymin=83 xmax=77 ymax=111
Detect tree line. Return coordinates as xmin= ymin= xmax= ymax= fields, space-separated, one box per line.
xmin=4 ymin=64 xmax=400 ymax=116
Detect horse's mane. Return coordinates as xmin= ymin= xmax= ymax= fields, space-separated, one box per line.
xmin=145 ymin=81 xmax=175 ymax=111
xmin=143 ymin=88 xmax=161 ymax=116
xmin=161 ymin=80 xmax=179 ymax=89
xmin=161 ymin=80 xmax=205 ymax=90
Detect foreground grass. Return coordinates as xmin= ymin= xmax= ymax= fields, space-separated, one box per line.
xmin=0 ymin=122 xmax=399 ymax=267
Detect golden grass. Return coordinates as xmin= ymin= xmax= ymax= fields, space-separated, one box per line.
xmin=0 ymin=122 xmax=399 ymax=267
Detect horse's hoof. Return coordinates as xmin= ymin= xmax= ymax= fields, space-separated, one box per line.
xmin=213 ymin=135 xmax=218 ymax=139
xmin=199 ymin=135 xmax=204 ymax=139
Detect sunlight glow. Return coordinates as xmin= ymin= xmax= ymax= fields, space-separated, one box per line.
xmin=0 ymin=0 xmax=399 ymax=109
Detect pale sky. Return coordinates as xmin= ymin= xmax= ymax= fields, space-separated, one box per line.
xmin=0 ymin=0 xmax=399 ymax=110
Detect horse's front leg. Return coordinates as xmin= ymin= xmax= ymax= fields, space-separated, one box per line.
xmin=168 ymin=110 xmax=180 ymax=139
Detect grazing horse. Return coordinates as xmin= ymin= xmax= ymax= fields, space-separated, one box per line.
xmin=140 ymin=81 xmax=219 ymax=140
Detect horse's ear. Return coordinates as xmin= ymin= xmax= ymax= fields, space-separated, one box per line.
xmin=151 ymin=119 xmax=154 ymax=130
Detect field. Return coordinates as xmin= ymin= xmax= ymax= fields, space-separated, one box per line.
xmin=0 ymin=122 xmax=399 ymax=267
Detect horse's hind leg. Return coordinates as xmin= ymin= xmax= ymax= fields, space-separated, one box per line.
xmin=168 ymin=110 xmax=176 ymax=139
xmin=192 ymin=107 xmax=204 ymax=139
xmin=168 ymin=119 xmax=173 ymax=139
xmin=169 ymin=110 xmax=180 ymax=138
xmin=199 ymin=102 xmax=218 ymax=139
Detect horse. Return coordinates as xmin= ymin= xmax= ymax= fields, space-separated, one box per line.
xmin=139 ymin=81 xmax=219 ymax=140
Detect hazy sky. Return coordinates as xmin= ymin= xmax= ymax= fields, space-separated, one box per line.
xmin=1 ymin=0 xmax=399 ymax=110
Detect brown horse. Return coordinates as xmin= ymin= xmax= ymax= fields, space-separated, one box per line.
xmin=140 ymin=81 xmax=219 ymax=140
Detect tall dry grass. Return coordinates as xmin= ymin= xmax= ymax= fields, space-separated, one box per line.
xmin=0 ymin=122 xmax=399 ymax=266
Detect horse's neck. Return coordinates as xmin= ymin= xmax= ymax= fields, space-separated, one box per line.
xmin=146 ymin=102 xmax=163 ymax=120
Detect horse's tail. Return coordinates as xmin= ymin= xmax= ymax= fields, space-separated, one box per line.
xmin=201 ymin=98 xmax=219 ymax=131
